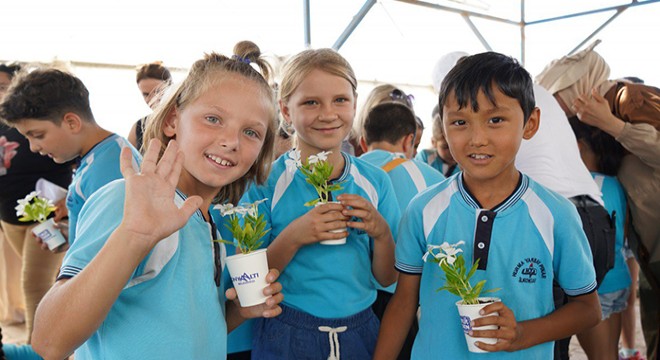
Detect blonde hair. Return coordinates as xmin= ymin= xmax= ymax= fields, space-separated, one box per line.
xmin=279 ymin=48 xmax=357 ymax=105
xmin=355 ymin=84 xmax=414 ymax=138
xmin=143 ymin=41 xmax=277 ymax=205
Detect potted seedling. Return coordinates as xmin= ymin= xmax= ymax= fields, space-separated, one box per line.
xmin=15 ymin=191 xmax=66 ymax=251
xmin=423 ymin=240 xmax=501 ymax=353
xmin=286 ymin=150 xmax=346 ymax=245
xmin=215 ymin=199 xmax=270 ymax=307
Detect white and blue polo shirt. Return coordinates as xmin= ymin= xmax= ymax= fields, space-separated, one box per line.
xmin=592 ymin=173 xmax=631 ymax=294
xmin=66 ymin=134 xmax=140 ymax=245
xmin=360 ymin=150 xmax=445 ymax=213
xmin=396 ymin=173 xmax=596 ymax=359
xmin=241 ymin=150 xmax=401 ymax=319
xmin=415 ymin=149 xmax=460 ymax=177
xmin=60 ymin=181 xmax=228 ymax=359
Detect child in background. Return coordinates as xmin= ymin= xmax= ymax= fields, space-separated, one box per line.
xmin=415 ymin=104 xmax=460 ymax=177
xmin=374 ymin=52 xmax=601 ymax=359
xmin=29 ymin=43 xmax=283 ymax=360
xmin=128 ymin=61 xmax=172 ymax=151
xmin=0 ymin=69 xmax=141 ymax=248
xmin=571 ymin=117 xmax=632 ymax=359
xmin=242 ymin=48 xmax=399 ymax=360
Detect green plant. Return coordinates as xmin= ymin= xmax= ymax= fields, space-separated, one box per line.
xmin=286 ymin=150 xmax=344 ymax=206
xmin=15 ymin=191 xmax=57 ymax=223
xmin=214 ymin=199 xmax=270 ymax=254
xmin=423 ymin=241 xmax=499 ymax=305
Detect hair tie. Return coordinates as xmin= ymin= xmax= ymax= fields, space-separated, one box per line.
xmin=232 ymin=55 xmax=251 ymax=65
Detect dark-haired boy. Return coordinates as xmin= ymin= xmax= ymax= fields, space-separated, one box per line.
xmin=359 ymin=102 xmax=445 ymax=359
xmin=374 ymin=52 xmax=600 ymax=359
xmin=0 ymin=68 xmax=141 ymax=247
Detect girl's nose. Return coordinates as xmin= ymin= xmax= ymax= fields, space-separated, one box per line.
xmin=219 ymin=129 xmax=239 ymax=151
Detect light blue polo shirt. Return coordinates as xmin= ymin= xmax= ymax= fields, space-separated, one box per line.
xmin=415 ymin=148 xmax=460 ymax=177
xmin=360 ymin=150 xmax=445 ymax=213
xmin=242 ymin=150 xmax=400 ymax=318
xmin=60 ymin=181 xmax=228 ymax=359
xmin=396 ymin=173 xmax=596 ymax=359
xmin=66 ymin=134 xmax=140 ymax=245
xmin=592 ymin=173 xmax=631 ymax=294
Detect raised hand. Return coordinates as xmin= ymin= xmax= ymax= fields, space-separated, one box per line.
xmin=117 ymin=139 xmax=202 ymax=250
xmin=573 ymin=88 xmax=625 ymax=137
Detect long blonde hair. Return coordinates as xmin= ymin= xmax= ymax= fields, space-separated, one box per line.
xmin=143 ymin=41 xmax=277 ymax=205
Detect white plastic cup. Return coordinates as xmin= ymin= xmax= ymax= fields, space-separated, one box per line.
xmin=315 ymin=201 xmax=347 ymax=245
xmin=225 ymin=248 xmax=270 ymax=307
xmin=32 ymin=218 xmax=66 ymax=251
xmin=455 ymin=297 xmax=500 ymax=353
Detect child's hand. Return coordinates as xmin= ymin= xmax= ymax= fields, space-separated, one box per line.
xmin=337 ymin=194 xmax=390 ymax=241
xmin=470 ymin=301 xmax=523 ymax=352
xmin=53 ymin=198 xmax=68 ymax=222
xmin=226 ymin=268 xmax=283 ymax=319
xmin=118 ymin=139 xmax=203 ymax=250
xmin=289 ymin=202 xmax=348 ymax=246
xmin=34 ymin=219 xmax=70 ymax=253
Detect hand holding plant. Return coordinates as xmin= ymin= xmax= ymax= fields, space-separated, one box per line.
xmin=215 ymin=199 xmax=270 ymax=254
xmin=15 ymin=191 xmax=57 ymax=223
xmin=423 ymin=240 xmax=499 ymax=305
xmin=286 ymin=150 xmax=344 ymax=206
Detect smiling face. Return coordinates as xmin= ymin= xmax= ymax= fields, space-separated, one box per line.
xmin=14 ymin=117 xmax=81 ymax=163
xmin=442 ymin=85 xmax=538 ymax=191
xmin=164 ymin=74 xmax=271 ymax=199
xmin=280 ymin=68 xmax=356 ymax=159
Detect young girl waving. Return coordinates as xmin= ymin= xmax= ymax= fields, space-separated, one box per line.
xmin=30 ymin=42 xmax=283 ymax=360
xmin=242 ymin=48 xmax=400 ymax=359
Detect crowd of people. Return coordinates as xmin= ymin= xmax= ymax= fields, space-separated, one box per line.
xmin=0 ymin=38 xmax=658 ymax=360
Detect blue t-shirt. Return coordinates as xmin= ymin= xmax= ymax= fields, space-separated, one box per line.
xmin=242 ymin=150 xmax=401 ymax=318
xmin=592 ymin=173 xmax=631 ymax=294
xmin=396 ymin=173 xmax=596 ymax=360
xmin=66 ymin=134 xmax=140 ymax=244
xmin=415 ymin=148 xmax=460 ymax=177
xmin=360 ymin=150 xmax=445 ymax=213
xmin=60 ymin=181 xmax=228 ymax=359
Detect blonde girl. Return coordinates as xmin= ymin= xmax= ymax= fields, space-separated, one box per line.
xmin=242 ymin=48 xmax=400 ymax=359
xmin=31 ymin=41 xmax=283 ymax=360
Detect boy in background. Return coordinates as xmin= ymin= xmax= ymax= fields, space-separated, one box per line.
xmin=374 ymin=52 xmax=600 ymax=359
xmin=0 ymin=68 xmax=141 ymax=248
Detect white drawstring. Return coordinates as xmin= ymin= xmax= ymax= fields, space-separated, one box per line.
xmin=318 ymin=325 xmax=348 ymax=360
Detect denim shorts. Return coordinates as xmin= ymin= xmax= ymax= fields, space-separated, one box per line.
xmin=599 ymin=288 xmax=630 ymax=320
xmin=252 ymin=304 xmax=380 ymax=360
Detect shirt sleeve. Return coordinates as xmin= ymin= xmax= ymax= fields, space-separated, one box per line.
xmin=616 ymin=122 xmax=660 ymax=170
xmin=395 ymin=201 xmax=427 ymax=275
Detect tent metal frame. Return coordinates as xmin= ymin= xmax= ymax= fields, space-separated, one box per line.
xmin=301 ymin=0 xmax=660 ymax=65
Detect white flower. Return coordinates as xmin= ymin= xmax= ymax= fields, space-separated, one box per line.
xmin=285 ymin=150 xmax=302 ymax=171
xmin=15 ymin=202 xmax=26 ymax=217
xmin=317 ymin=151 xmax=332 ymax=161
xmin=422 ymin=240 xmax=465 ymax=265
xmin=233 ymin=207 xmax=249 ymax=216
xmin=25 ymin=191 xmax=39 ymax=202
xmin=253 ymin=198 xmax=268 ymax=206
xmin=214 ymin=203 xmax=235 ymax=216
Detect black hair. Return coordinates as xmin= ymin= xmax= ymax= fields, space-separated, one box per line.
xmin=569 ymin=116 xmax=625 ymax=176
xmin=0 ymin=68 xmax=94 ymax=125
xmin=0 ymin=63 xmax=21 ymax=79
xmin=363 ymin=102 xmax=416 ymax=145
xmin=438 ymin=52 xmax=535 ymax=123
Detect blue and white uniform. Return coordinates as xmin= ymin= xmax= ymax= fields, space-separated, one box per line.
xmin=396 ymin=173 xmax=596 ymax=360
xmin=66 ymin=134 xmax=140 ymax=244
xmin=415 ymin=149 xmax=459 ymax=177
xmin=360 ymin=150 xmax=445 ymax=213
xmin=242 ymin=150 xmax=401 ymax=318
xmin=59 ymin=181 xmax=228 ymax=359
xmin=592 ymin=173 xmax=631 ymax=294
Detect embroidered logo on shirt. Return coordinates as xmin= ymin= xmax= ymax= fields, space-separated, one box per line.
xmin=512 ymin=258 xmax=547 ymax=284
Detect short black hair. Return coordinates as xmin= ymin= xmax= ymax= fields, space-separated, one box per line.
xmin=0 ymin=63 xmax=21 ymax=79
xmin=438 ymin=52 xmax=535 ymax=123
xmin=0 ymin=68 xmax=94 ymax=125
xmin=363 ymin=102 xmax=416 ymax=145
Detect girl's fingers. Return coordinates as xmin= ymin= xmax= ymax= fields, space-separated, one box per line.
xmin=155 ymin=140 xmax=179 ymax=178
xmin=140 ymin=138 xmax=163 ymax=174
xmin=120 ymin=146 xmax=138 ymax=178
